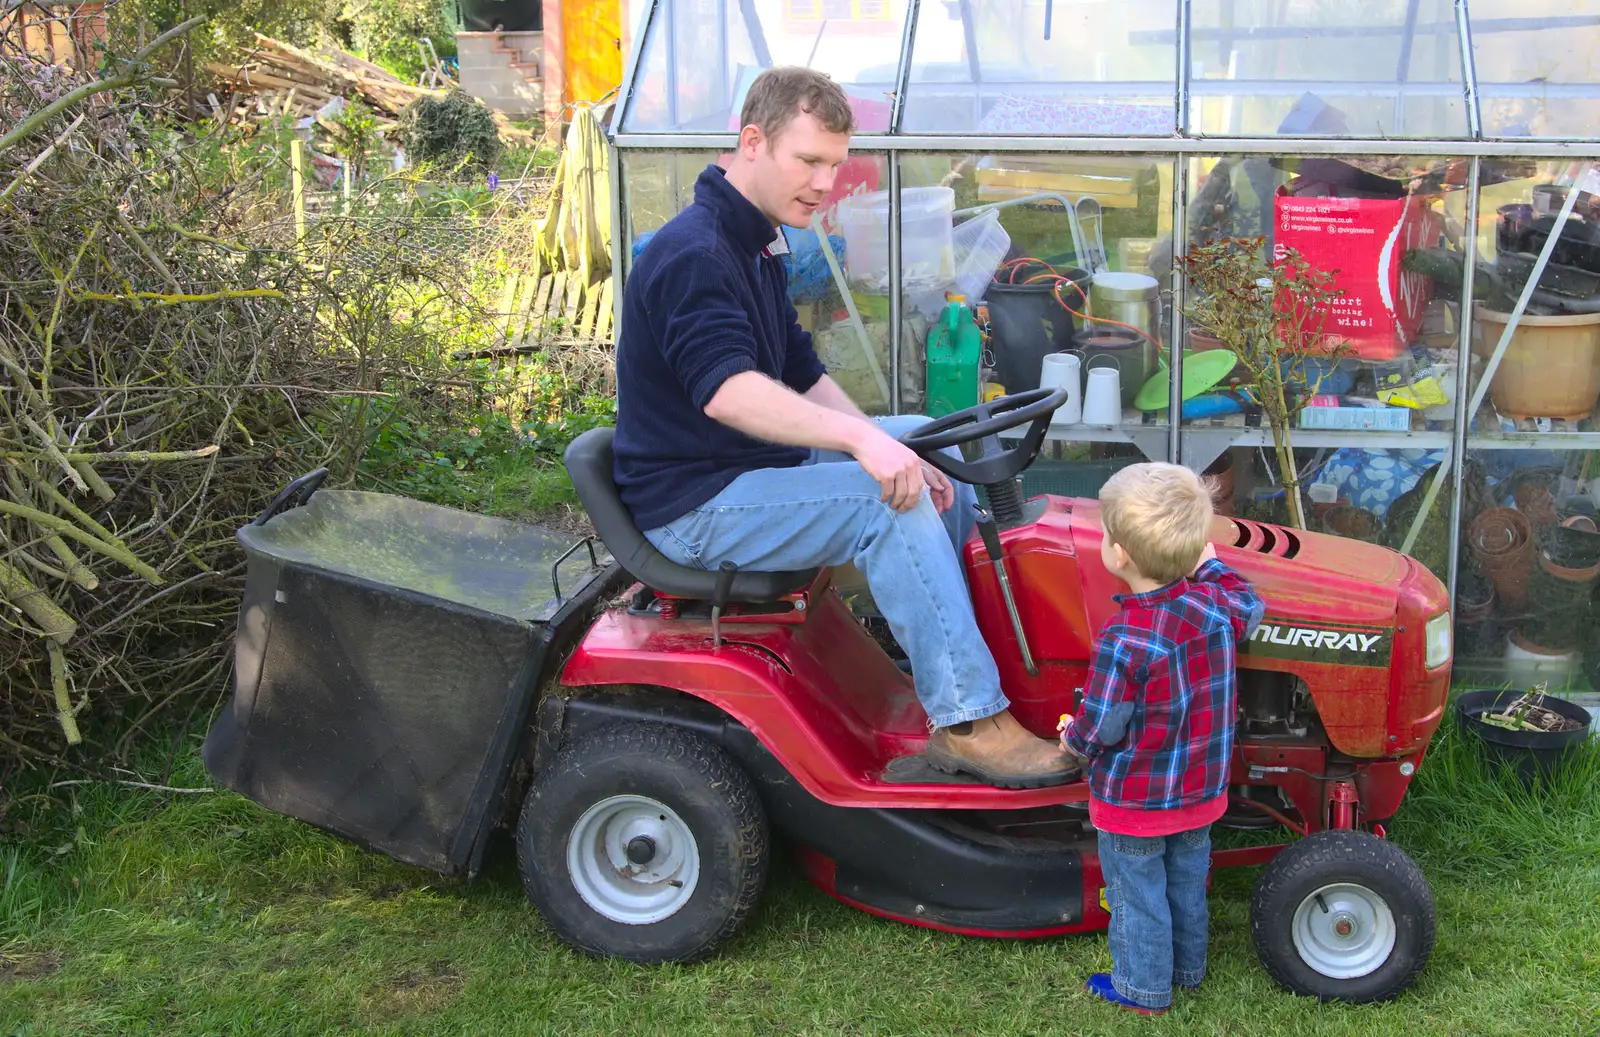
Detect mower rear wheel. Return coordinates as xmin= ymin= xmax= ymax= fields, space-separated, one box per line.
xmin=516 ymin=721 xmax=769 ymax=964
xmin=1249 ymin=830 xmax=1435 ymax=1003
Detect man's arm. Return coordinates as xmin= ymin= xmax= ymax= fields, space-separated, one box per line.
xmin=657 ymin=250 xmax=925 ymax=512
xmin=705 ymin=372 xmax=927 ymax=511
xmin=799 ymin=374 xmax=955 ymax=513
xmin=803 ymin=372 xmax=873 ymax=422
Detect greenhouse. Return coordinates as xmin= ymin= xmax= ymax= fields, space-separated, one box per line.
xmin=604 ymin=0 xmax=1600 ymax=686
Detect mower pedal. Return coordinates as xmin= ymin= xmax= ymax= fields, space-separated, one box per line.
xmin=881 ymin=753 xmax=987 ymax=786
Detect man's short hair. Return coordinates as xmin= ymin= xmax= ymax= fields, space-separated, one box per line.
xmin=1098 ymin=462 xmax=1216 ymax=585
xmin=740 ymin=66 xmax=855 ymax=142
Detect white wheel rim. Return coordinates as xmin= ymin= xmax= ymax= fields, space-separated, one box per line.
xmin=1291 ymin=882 xmax=1397 ymax=979
xmin=566 ymin=794 xmax=700 ymax=925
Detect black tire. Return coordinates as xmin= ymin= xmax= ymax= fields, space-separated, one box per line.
xmin=516 ymin=721 xmax=769 ymax=964
xmin=1250 ymin=830 xmax=1435 ymax=1003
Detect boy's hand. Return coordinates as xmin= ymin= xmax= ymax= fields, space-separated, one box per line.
xmin=1057 ymin=712 xmax=1076 ymax=752
xmin=1193 ymin=542 xmax=1217 ymax=574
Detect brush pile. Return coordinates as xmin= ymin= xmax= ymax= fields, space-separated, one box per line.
xmin=207 ymin=33 xmax=442 ymax=120
xmin=205 ymin=33 xmax=532 ymax=144
xmin=0 ymin=33 xmax=497 ymax=779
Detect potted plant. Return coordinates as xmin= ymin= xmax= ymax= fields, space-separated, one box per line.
xmin=1455 ymin=683 xmax=1592 ymax=786
xmin=1177 ymin=237 xmax=1346 ymax=530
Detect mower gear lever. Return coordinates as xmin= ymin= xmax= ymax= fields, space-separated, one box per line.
xmin=711 ymin=560 xmax=738 ymax=648
xmin=974 ymin=506 xmax=1038 ymax=676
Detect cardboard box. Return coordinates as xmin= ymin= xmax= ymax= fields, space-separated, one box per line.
xmin=1299 ymin=405 xmax=1413 ymax=431
xmin=1273 ymin=191 xmax=1443 ymax=360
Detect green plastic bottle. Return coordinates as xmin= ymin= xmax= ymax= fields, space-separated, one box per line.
xmin=925 ymin=295 xmax=981 ymax=417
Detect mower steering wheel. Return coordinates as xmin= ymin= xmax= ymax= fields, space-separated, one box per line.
xmin=900 ymin=386 xmax=1066 ymax=487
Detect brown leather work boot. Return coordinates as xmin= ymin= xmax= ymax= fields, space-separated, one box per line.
xmin=924 ymin=709 xmax=1080 ymax=789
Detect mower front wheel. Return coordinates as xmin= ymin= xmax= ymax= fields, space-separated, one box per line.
xmin=1249 ymin=830 xmax=1435 ymax=1003
xmin=516 ymin=721 xmax=769 ymax=964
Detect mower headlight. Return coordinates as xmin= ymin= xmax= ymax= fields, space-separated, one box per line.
xmin=1424 ymin=612 xmax=1452 ymax=669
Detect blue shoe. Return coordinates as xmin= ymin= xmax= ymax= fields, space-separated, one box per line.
xmin=1085 ymin=973 xmax=1168 ymax=1016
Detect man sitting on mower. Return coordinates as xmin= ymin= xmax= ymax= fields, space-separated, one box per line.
xmin=610 ymin=67 xmax=1074 ymax=789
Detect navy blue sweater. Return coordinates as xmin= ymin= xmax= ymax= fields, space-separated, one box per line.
xmin=613 ymin=165 xmax=827 ymax=531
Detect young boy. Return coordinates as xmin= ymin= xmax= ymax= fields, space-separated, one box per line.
xmin=1058 ymin=462 xmax=1265 ymax=1016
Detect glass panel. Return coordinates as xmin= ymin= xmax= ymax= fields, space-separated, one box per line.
xmin=1470 ymin=1 xmax=1600 ymax=139
xmin=1457 ymin=160 xmax=1600 ymax=685
xmin=1187 ymin=0 xmax=1467 ymax=138
xmin=895 ymin=153 xmax=1176 ymax=464
xmin=620 ymin=150 xmax=898 ymax=414
xmin=1464 ymin=160 xmax=1600 ymax=438
xmin=619 ymin=150 xmax=724 ymax=281
xmin=1177 ymin=152 xmax=1471 ymax=490
xmin=621 ymin=0 xmax=908 ymax=133
xmin=1206 ymin=445 xmax=1451 ymax=582
xmin=1456 ymin=449 xmax=1600 ymax=690
xmin=900 ymin=0 xmax=1178 ymax=136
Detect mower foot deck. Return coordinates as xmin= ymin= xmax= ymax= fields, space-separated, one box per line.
xmin=884 ymin=751 xmax=1083 ymax=790
xmin=881 ymin=753 xmax=987 ymax=785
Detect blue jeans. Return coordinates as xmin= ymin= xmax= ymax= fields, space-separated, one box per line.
xmin=1097 ymin=825 xmax=1213 ymax=1010
xmin=642 ymin=415 xmax=1008 ymax=729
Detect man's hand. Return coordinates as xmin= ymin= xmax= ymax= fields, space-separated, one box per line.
xmin=921 ymin=463 xmax=955 ymax=514
xmin=1193 ymin=542 xmax=1217 ymax=574
xmin=852 ymin=428 xmax=927 ymax=512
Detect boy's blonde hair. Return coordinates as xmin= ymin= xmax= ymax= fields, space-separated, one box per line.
xmin=1098 ymin=462 xmax=1215 ymax=584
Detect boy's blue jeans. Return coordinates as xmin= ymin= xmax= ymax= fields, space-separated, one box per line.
xmin=1098 ymin=825 xmax=1214 ymax=1010
xmin=641 ymin=415 xmax=1008 ymax=729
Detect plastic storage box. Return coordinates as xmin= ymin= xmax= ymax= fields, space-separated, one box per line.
xmin=837 ymin=186 xmax=954 ymax=293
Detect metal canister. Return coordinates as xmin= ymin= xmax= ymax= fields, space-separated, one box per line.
xmin=1089 ymin=271 xmax=1161 ymax=341
xmin=1087 ymin=272 xmax=1161 ymax=394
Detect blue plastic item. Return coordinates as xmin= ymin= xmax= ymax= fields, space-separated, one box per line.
xmin=1286 ymin=356 xmax=1359 ymax=396
xmin=629 ymin=227 xmax=846 ymax=304
xmin=1311 ymin=448 xmax=1444 ymax=519
xmin=1180 ymin=391 xmax=1250 ymax=420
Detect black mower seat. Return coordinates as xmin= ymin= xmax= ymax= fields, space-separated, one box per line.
xmin=564 ymin=427 xmax=819 ymax=602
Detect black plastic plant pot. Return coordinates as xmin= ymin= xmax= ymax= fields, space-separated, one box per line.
xmin=1454 ymin=689 xmax=1593 ymax=787
xmin=985 ymin=269 xmax=1092 ymax=394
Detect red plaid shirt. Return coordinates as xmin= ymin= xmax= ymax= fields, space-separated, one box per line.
xmin=1064 ymin=558 xmax=1265 ymax=814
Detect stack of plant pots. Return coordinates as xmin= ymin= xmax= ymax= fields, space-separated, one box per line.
xmin=1469 ymin=506 xmax=1535 ymax=614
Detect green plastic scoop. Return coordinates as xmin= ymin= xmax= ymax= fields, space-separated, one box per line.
xmin=1134 ymin=349 xmax=1240 ymax=412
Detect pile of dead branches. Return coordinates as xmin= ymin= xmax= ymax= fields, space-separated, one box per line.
xmin=205 ymin=33 xmax=532 ymax=144
xmin=0 ymin=29 xmax=501 ymax=779
xmin=208 ymin=32 xmax=441 ymax=120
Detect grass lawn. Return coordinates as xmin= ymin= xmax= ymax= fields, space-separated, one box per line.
xmin=2 ymin=703 xmax=1596 ymax=1036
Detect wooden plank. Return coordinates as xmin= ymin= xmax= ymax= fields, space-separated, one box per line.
xmin=546 ymin=271 xmax=569 ymax=321
xmin=562 ymin=275 xmax=584 ymax=322
xmin=530 ymin=274 xmax=555 ymax=340
xmin=507 ymin=272 xmax=537 ymax=345
xmin=578 ymin=279 xmax=602 ymax=339
xmin=594 ymin=278 xmax=615 ymax=342
xmin=495 ymin=272 xmax=520 ymax=342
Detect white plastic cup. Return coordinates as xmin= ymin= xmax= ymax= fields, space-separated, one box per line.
xmin=1083 ymin=365 xmax=1122 ymax=425
xmin=1039 ymin=352 xmax=1082 ymax=423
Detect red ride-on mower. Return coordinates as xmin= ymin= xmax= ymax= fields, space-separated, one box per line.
xmin=203 ymin=387 xmax=1452 ymax=1004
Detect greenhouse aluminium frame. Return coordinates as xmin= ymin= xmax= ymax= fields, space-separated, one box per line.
xmin=602 ymin=0 xmax=1600 ymax=608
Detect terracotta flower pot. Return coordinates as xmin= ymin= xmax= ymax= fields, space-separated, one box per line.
xmin=1204 ymin=453 xmax=1236 ymax=517
xmin=1470 ymin=507 xmax=1535 ymax=612
xmin=1546 ymin=514 xmax=1600 ymax=570
xmin=1322 ymin=505 xmax=1382 ymax=543
xmin=1537 ymin=548 xmax=1600 ymax=584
